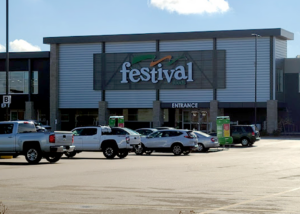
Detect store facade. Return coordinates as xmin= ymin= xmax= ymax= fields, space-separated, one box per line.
xmin=43 ymin=28 xmax=294 ymax=133
xmin=0 ymin=52 xmax=50 ymax=123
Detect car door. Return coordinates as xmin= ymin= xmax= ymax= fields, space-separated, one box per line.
xmin=231 ymin=126 xmax=243 ymax=143
xmin=72 ymin=128 xmax=84 ymax=150
xmin=144 ymin=131 xmax=163 ymax=148
xmin=0 ymin=123 xmax=16 ymax=152
xmin=81 ymin=128 xmax=99 ymax=150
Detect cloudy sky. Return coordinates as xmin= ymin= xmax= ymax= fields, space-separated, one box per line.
xmin=0 ymin=0 xmax=299 ymax=57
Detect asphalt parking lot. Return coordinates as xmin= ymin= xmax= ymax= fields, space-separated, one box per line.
xmin=1 ymin=137 xmax=300 ymax=214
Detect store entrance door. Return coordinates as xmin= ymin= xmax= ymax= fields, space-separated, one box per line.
xmin=182 ymin=110 xmax=209 ymax=132
xmin=182 ymin=110 xmax=200 ymax=131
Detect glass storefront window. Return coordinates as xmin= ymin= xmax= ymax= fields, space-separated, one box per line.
xmin=183 ymin=111 xmax=190 ymax=122
xmin=0 ymin=71 xmax=30 ymax=94
xmin=32 ymin=71 xmax=38 ymax=94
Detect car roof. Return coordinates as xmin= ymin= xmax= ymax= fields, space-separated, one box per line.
xmin=0 ymin=121 xmax=35 ymax=124
xmin=136 ymin=128 xmax=157 ymax=131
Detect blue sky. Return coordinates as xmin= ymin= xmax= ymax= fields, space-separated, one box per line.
xmin=0 ymin=0 xmax=299 ymax=57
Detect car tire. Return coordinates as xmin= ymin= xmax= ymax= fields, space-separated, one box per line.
xmin=145 ymin=150 xmax=153 ymax=155
xmin=45 ymin=153 xmax=63 ymax=163
xmin=172 ymin=144 xmax=183 ymax=156
xmin=117 ymin=151 xmax=129 ymax=159
xmin=241 ymin=138 xmax=250 ymax=147
xmin=103 ymin=145 xmax=117 ymax=159
xmin=25 ymin=147 xmax=43 ymax=164
xmin=135 ymin=144 xmax=144 ymax=155
xmin=197 ymin=143 xmax=205 ymax=152
xmin=183 ymin=151 xmax=190 ymax=155
xmin=64 ymin=151 xmax=76 ymax=158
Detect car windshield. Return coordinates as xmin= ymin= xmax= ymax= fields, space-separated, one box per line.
xmin=123 ymin=128 xmax=139 ymax=135
xmin=195 ymin=131 xmax=210 ymax=137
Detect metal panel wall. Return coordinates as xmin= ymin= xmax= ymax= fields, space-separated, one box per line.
xmin=160 ymin=39 xmax=214 ymax=102
xmin=217 ymin=37 xmax=270 ymax=102
xmin=105 ymin=41 xmax=156 ymax=108
xmin=106 ymin=41 xmax=156 ymax=53
xmin=275 ymin=38 xmax=287 ymax=68
xmin=160 ymin=39 xmax=213 ymax=51
xmin=106 ymin=90 xmax=156 ymax=108
xmin=160 ymin=89 xmax=213 ymax=102
xmin=59 ymin=43 xmax=102 ymax=108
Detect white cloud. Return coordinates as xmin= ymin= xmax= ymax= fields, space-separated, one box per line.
xmin=150 ymin=0 xmax=230 ymax=15
xmin=9 ymin=39 xmax=41 ymax=52
xmin=0 ymin=44 xmax=5 ymax=52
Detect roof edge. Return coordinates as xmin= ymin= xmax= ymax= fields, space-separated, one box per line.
xmin=43 ymin=28 xmax=294 ymax=44
xmin=0 ymin=51 xmax=50 ymax=59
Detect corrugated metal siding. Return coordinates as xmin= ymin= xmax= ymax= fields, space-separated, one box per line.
xmin=160 ymin=39 xmax=213 ymax=102
xmin=217 ymin=37 xmax=270 ymax=102
xmin=59 ymin=43 xmax=102 ymax=108
xmin=160 ymin=89 xmax=213 ymax=102
xmin=160 ymin=39 xmax=213 ymax=51
xmin=105 ymin=41 xmax=156 ymax=108
xmin=275 ymin=38 xmax=287 ymax=68
xmin=106 ymin=41 xmax=156 ymax=53
xmin=106 ymin=90 xmax=156 ymax=108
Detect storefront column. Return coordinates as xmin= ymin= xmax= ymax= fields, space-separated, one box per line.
xmin=25 ymin=101 xmax=36 ymax=120
xmin=210 ymin=100 xmax=218 ymax=132
xmin=50 ymin=44 xmax=61 ymax=131
xmin=98 ymin=101 xmax=109 ymax=125
xmin=267 ymin=100 xmax=278 ymax=134
xmin=153 ymin=101 xmax=163 ymax=127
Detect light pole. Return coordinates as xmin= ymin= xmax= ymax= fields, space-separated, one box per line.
xmin=6 ymin=0 xmax=9 ymax=121
xmin=251 ymin=33 xmax=260 ymax=127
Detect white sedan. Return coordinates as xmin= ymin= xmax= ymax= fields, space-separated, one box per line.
xmin=194 ymin=131 xmax=219 ymax=152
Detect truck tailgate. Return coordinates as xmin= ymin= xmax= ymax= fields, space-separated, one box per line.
xmin=54 ymin=131 xmax=73 ymax=146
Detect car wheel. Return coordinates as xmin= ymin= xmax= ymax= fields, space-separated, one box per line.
xmin=135 ymin=144 xmax=144 ymax=155
xmin=25 ymin=147 xmax=42 ymax=164
xmin=117 ymin=151 xmax=129 ymax=159
xmin=197 ymin=143 xmax=205 ymax=152
xmin=45 ymin=153 xmax=63 ymax=163
xmin=145 ymin=150 xmax=153 ymax=155
xmin=103 ymin=145 xmax=117 ymax=159
xmin=172 ymin=144 xmax=183 ymax=156
xmin=64 ymin=151 xmax=76 ymax=158
xmin=241 ymin=138 xmax=249 ymax=147
xmin=183 ymin=151 xmax=190 ymax=155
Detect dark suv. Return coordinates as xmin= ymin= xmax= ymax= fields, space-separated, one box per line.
xmin=230 ymin=125 xmax=260 ymax=146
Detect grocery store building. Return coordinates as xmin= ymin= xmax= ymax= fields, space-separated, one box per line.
xmin=43 ymin=28 xmax=294 ymax=133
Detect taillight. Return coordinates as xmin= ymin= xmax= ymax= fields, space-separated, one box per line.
xmin=126 ymin=136 xmax=130 ymax=144
xmin=211 ymin=138 xmax=215 ymax=142
xmin=184 ymin=136 xmax=193 ymax=139
xmin=72 ymin=135 xmax=74 ymax=144
xmin=49 ymin=134 xmax=55 ymax=143
xmin=252 ymin=132 xmax=255 ymax=136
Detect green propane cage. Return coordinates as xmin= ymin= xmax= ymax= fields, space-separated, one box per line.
xmin=216 ymin=116 xmax=233 ymax=146
xmin=109 ymin=116 xmax=125 ymax=128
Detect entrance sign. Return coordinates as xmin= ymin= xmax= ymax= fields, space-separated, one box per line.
xmin=216 ymin=116 xmax=233 ymax=146
xmin=94 ymin=50 xmax=226 ymax=90
xmin=172 ymin=103 xmax=198 ymax=108
xmin=109 ymin=116 xmax=124 ymax=128
xmin=3 ymin=95 xmax=11 ymax=104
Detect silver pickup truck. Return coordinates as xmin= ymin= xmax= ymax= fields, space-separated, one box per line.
xmin=0 ymin=121 xmax=75 ymax=164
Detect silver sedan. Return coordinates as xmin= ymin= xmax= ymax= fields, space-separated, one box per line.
xmin=194 ymin=131 xmax=219 ymax=152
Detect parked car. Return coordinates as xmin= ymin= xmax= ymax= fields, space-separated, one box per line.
xmin=135 ymin=128 xmax=158 ymax=136
xmin=230 ymin=125 xmax=260 ymax=146
xmin=36 ymin=125 xmax=47 ymax=132
xmin=69 ymin=126 xmax=140 ymax=159
xmin=154 ymin=127 xmax=175 ymax=130
xmin=131 ymin=129 xmax=198 ymax=156
xmin=0 ymin=121 xmax=74 ymax=164
xmin=17 ymin=120 xmax=51 ymax=131
xmin=193 ymin=131 xmax=219 ymax=152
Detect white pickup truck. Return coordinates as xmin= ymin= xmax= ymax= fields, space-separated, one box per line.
xmin=67 ymin=126 xmax=141 ymax=159
xmin=0 ymin=121 xmax=74 ymax=164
